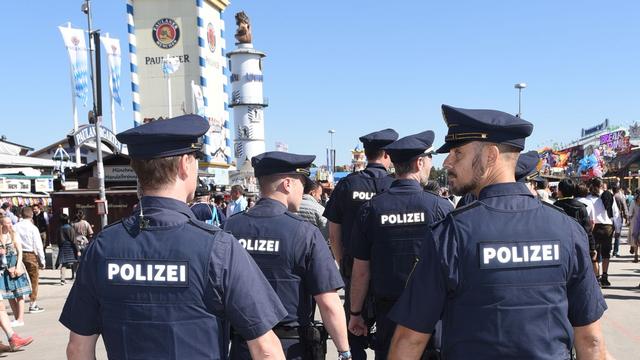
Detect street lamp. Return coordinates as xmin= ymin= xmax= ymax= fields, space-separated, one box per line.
xmin=514 ymin=82 xmax=527 ymax=118
xmin=328 ymin=129 xmax=336 ymax=149
xmin=328 ymin=129 xmax=336 ymax=172
xmin=82 ymin=0 xmax=108 ymax=228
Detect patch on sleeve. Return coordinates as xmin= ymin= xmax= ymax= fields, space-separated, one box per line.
xmin=478 ymin=240 xmax=561 ymax=269
xmin=106 ymin=259 xmax=189 ymax=287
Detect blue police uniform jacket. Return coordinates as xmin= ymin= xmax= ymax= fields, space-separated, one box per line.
xmin=352 ymin=179 xmax=453 ymax=300
xmin=59 ymin=196 xmax=287 ymax=360
xmin=224 ymin=198 xmax=344 ymax=327
xmin=389 ymin=183 xmax=607 ymax=360
xmin=323 ymin=163 xmax=394 ymax=257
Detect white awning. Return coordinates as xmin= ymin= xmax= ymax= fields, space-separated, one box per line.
xmin=0 ymin=154 xmax=57 ymax=167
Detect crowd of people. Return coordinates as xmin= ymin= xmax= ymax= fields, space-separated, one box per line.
xmin=0 ymin=202 xmax=99 ymax=355
xmin=2 ymin=107 xmax=631 ymax=358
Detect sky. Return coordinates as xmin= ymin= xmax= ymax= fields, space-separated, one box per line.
xmin=1 ymin=0 xmax=639 ymax=168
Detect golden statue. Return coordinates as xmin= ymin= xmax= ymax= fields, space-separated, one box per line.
xmin=234 ymin=11 xmax=252 ymax=44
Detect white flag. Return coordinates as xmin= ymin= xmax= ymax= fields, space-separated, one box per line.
xmin=58 ymin=25 xmax=90 ymax=105
xmin=100 ymin=35 xmax=122 ymax=107
xmin=191 ymin=81 xmax=206 ymax=117
xmin=161 ymin=55 xmax=180 ymax=76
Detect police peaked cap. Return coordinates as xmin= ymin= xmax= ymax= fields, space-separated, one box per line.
xmin=515 ymin=150 xmax=540 ymax=182
xmin=116 ymin=115 xmax=209 ymax=160
xmin=252 ymin=151 xmax=316 ymax=180
xmin=359 ymin=128 xmax=399 ymax=151
xmin=383 ymin=130 xmax=435 ymax=164
xmin=436 ymin=105 xmax=534 ymax=153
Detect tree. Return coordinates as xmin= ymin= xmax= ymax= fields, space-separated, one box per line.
xmin=429 ymin=167 xmax=448 ymax=186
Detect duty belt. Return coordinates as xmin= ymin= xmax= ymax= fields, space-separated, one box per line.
xmin=273 ymin=326 xmax=300 ymax=339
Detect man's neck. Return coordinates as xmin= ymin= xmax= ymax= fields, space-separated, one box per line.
xmin=472 ymin=171 xmax=516 ymax=197
xmin=397 ymin=173 xmax=420 ymax=183
xmin=367 ymin=160 xmax=387 ymax=169
xmin=143 ymin=187 xmax=188 ymax=203
xmin=261 ymin=193 xmax=288 ymax=208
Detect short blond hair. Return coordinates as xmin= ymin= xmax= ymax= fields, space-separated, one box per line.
xmin=130 ymin=156 xmax=181 ymax=191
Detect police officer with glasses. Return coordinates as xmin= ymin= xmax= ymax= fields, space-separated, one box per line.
xmin=348 ymin=131 xmax=453 ymax=359
xmin=60 ymin=115 xmax=287 ymax=360
xmin=388 ymin=105 xmax=607 ymax=360
xmin=224 ymin=151 xmax=351 ymax=360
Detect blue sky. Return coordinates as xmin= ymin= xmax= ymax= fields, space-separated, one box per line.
xmin=2 ymin=0 xmax=639 ymax=167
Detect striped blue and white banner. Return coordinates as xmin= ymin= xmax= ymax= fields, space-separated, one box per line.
xmin=100 ymin=35 xmax=123 ymax=107
xmin=58 ymin=25 xmax=90 ymax=106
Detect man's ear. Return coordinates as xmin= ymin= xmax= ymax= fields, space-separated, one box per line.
xmin=485 ymin=144 xmax=500 ymax=168
xmin=414 ymin=157 xmax=423 ymax=172
xmin=280 ymin=177 xmax=293 ymax=194
xmin=177 ymin=154 xmax=192 ymax=180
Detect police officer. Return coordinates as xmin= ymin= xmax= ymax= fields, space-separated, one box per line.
xmin=348 ymin=131 xmax=453 ymax=359
xmin=323 ymin=128 xmax=398 ymax=359
xmin=388 ymin=105 xmax=608 ymax=359
xmin=59 ymin=115 xmax=287 ymax=360
xmin=455 ymin=150 xmax=540 ymax=208
xmin=191 ymin=180 xmax=225 ymax=227
xmin=224 ymin=151 xmax=351 ymax=360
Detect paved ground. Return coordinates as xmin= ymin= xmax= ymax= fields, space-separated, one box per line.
xmin=3 ymin=237 xmax=639 ymax=359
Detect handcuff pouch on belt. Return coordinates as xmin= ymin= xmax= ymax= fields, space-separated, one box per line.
xmin=298 ymin=322 xmax=328 ymax=360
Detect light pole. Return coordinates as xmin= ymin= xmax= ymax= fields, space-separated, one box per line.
xmin=328 ymin=129 xmax=336 ymax=172
xmin=514 ymin=82 xmax=527 ymax=118
xmin=82 ymin=0 xmax=108 ymax=228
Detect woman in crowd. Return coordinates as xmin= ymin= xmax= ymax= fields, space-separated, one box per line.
xmin=0 ymin=215 xmax=31 ymax=328
xmin=71 ymin=210 xmax=93 ymax=255
xmin=55 ymin=214 xmax=80 ymax=285
xmin=0 ymin=215 xmax=33 ymax=352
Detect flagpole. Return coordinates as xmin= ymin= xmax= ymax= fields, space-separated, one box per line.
xmin=111 ymin=93 xmax=116 ymax=132
xmin=191 ymin=80 xmax=196 ymax=115
xmin=168 ymin=76 xmax=172 ymax=118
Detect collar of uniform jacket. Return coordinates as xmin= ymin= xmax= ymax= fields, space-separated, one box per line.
xmin=135 ymin=196 xmax=198 ymax=226
xmin=246 ymin=197 xmax=288 ymax=216
xmin=389 ymin=179 xmax=423 ymax=193
xmin=365 ymin=162 xmax=387 ymax=172
xmin=478 ymin=182 xmax=534 ymax=200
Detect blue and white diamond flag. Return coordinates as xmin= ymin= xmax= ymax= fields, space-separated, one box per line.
xmin=58 ymin=25 xmax=89 ymax=106
xmin=161 ymin=55 xmax=181 ymax=76
xmin=100 ymin=35 xmax=123 ymax=107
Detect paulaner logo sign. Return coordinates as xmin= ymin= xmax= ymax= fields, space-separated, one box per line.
xmin=68 ymin=125 xmax=123 ymax=153
xmin=152 ymin=18 xmax=180 ymax=49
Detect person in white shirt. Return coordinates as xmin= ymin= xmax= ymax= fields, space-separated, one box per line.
xmin=13 ymin=207 xmax=45 ymax=313
xmin=226 ymin=185 xmax=248 ymax=217
xmin=575 ymin=183 xmax=598 ymax=273
xmin=584 ymin=178 xmax=619 ymax=287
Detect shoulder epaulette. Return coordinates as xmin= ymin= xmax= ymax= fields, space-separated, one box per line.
xmin=188 ymin=218 xmax=222 ymax=233
xmin=285 ymin=211 xmax=305 ymax=221
xmin=344 ymin=171 xmax=361 ymax=179
xmin=449 ymin=200 xmax=482 ymax=216
xmin=102 ymin=219 xmax=123 ymax=230
xmin=541 ymin=201 xmax=565 ymax=213
xmin=227 ymin=210 xmax=246 ymax=219
xmin=427 ymin=201 xmax=481 ymax=230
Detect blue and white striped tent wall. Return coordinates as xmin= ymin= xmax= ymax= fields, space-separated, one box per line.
xmin=126 ymin=0 xmax=232 ymax=165
xmin=126 ymin=0 xmax=141 ymax=127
